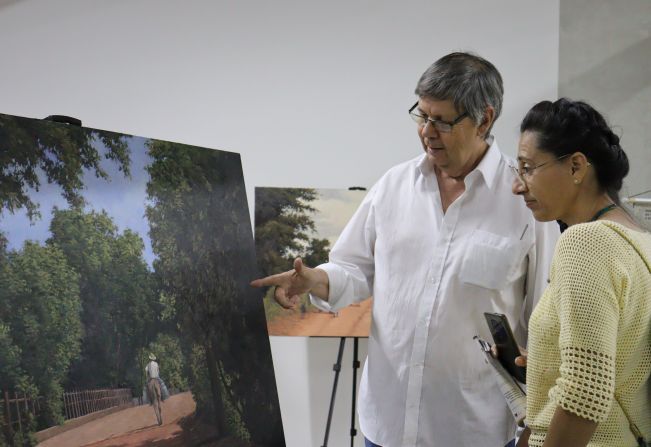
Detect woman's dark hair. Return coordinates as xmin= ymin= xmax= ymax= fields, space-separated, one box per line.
xmin=520 ymin=98 xmax=628 ymax=205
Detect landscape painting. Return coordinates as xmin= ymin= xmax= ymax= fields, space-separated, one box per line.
xmin=254 ymin=187 xmax=371 ymax=337
xmin=0 ymin=113 xmax=285 ymax=447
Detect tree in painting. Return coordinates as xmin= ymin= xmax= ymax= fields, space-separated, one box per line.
xmin=0 ymin=241 xmax=81 ymax=438
xmin=146 ymin=141 xmax=284 ymax=445
xmin=47 ymin=208 xmax=159 ymax=391
xmin=254 ymin=187 xmax=330 ymax=276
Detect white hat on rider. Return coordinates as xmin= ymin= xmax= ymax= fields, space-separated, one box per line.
xmin=149 ymin=353 xmax=156 ymax=361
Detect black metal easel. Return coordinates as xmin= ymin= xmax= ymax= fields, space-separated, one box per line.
xmin=321 ymin=186 xmax=366 ymax=447
xmin=321 ymin=337 xmax=361 ymax=447
xmin=321 ymin=186 xmax=367 ymax=447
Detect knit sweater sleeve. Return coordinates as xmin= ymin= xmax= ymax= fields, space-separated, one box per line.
xmin=549 ymin=223 xmax=623 ymax=423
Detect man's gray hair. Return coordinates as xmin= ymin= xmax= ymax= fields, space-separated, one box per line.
xmin=415 ymin=52 xmax=504 ymax=136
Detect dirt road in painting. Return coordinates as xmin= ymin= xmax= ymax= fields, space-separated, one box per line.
xmin=267 ymin=298 xmax=372 ymax=337
xmin=39 ymin=392 xmax=196 ymax=447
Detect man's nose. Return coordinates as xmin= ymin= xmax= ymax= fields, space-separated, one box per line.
xmin=420 ymin=121 xmax=440 ymax=139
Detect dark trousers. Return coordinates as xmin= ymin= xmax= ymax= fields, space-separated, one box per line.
xmin=365 ymin=436 xmax=515 ymax=447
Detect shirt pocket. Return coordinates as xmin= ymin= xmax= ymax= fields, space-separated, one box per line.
xmin=458 ymin=229 xmax=528 ymax=291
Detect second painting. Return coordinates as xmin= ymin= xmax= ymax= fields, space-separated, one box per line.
xmin=255 ymin=187 xmax=371 ymax=337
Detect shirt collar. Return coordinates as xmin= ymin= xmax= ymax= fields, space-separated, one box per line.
xmin=472 ymin=135 xmax=501 ymax=190
xmin=416 ymin=135 xmax=502 ymax=190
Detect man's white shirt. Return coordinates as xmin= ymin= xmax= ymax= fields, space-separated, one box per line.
xmin=311 ymin=140 xmax=558 ymax=446
xmin=146 ymin=361 xmax=160 ymax=380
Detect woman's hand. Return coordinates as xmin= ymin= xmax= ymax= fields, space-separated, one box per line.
xmin=490 ymin=345 xmax=528 ymax=367
xmin=515 ymin=347 xmax=528 ymax=367
xmin=515 ymin=425 xmax=531 ymax=447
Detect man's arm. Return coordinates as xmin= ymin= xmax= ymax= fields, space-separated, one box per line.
xmin=250 ymin=257 xmax=330 ymax=308
xmin=522 ymin=220 xmax=559 ymax=327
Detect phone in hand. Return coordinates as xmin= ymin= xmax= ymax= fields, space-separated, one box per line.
xmin=484 ymin=312 xmax=526 ymax=383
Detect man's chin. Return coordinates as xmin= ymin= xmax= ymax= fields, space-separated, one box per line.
xmin=425 ymin=151 xmax=448 ymax=167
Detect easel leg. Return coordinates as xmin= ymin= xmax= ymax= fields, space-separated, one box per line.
xmin=322 ymin=337 xmax=346 ymax=447
xmin=350 ymin=337 xmax=360 ymax=447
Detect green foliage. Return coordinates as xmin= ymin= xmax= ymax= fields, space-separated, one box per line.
xmin=0 ymin=242 xmax=82 ymax=430
xmin=302 ymin=236 xmax=330 ymax=270
xmin=40 ymin=383 xmax=64 ymax=431
xmin=254 ymin=188 xmax=330 ymax=277
xmin=0 ymin=410 xmax=7 ymax=447
xmin=255 ymin=188 xmax=314 ymax=274
xmin=185 ymin=343 xmax=251 ymax=442
xmin=185 ymin=343 xmax=214 ymax=421
xmin=0 ymin=324 xmax=24 ymax=392
xmin=146 ymin=141 xmax=284 ymax=443
xmin=218 ymin=370 xmax=251 ymax=442
xmin=2 ymin=429 xmax=36 ymax=447
xmin=47 ymin=208 xmax=158 ymax=391
xmin=0 ymin=114 xmax=130 ymax=220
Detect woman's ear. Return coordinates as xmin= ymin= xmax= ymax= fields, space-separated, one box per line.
xmin=569 ymin=152 xmax=590 ymax=182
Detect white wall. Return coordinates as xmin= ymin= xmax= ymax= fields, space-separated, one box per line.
xmin=0 ymin=1 xmax=559 ymax=445
xmin=559 ymin=0 xmax=651 ymax=201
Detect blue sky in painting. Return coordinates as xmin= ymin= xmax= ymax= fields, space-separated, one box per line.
xmin=1 ymin=136 xmax=156 ymax=269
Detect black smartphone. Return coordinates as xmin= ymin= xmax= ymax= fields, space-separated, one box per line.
xmin=484 ymin=312 xmax=526 ymax=383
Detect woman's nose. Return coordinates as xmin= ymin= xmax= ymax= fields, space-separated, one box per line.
xmin=512 ymin=175 xmax=527 ymax=195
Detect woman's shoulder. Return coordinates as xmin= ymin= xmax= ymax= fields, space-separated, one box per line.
xmin=557 ymin=221 xmax=618 ymax=247
xmin=558 ymin=220 xmax=651 ymax=263
xmin=554 ymin=222 xmax=624 ymax=265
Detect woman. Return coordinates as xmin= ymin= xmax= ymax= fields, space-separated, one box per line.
xmin=511 ymin=98 xmax=650 ymax=446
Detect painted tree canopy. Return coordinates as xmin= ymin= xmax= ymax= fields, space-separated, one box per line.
xmin=255 ymin=187 xmax=330 ymax=276
xmin=0 ymin=241 xmax=81 ymax=428
xmin=0 ymin=115 xmax=130 ymax=220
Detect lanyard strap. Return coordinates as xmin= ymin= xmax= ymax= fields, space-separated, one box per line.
xmin=590 ymin=203 xmax=617 ymax=222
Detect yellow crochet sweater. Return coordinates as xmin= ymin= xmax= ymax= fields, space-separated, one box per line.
xmin=526 ymin=221 xmax=651 ymax=447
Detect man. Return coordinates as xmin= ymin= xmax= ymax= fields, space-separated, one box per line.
xmin=252 ymin=52 xmax=558 ymax=447
xmin=145 ymin=353 xmax=160 ymax=381
xmin=145 ymin=353 xmax=163 ymax=426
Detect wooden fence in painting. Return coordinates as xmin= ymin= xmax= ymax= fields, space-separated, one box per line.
xmin=1 ymin=390 xmax=43 ymax=439
xmin=62 ymin=388 xmax=132 ymax=420
xmin=1 ymin=388 xmax=132 ymax=440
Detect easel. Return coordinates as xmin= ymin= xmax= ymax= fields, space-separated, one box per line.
xmin=320 ymin=185 xmax=368 ymax=447
xmin=321 ymin=336 xmax=361 ymax=447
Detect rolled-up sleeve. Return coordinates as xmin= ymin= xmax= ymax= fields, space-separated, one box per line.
xmin=522 ymin=219 xmax=559 ymax=329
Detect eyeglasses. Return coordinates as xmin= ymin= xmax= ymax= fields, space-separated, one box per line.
xmin=510 ymin=153 xmax=571 ymax=182
xmin=408 ymin=102 xmax=468 ymax=132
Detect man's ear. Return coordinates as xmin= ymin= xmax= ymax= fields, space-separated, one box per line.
xmin=478 ymin=106 xmax=495 ymax=137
